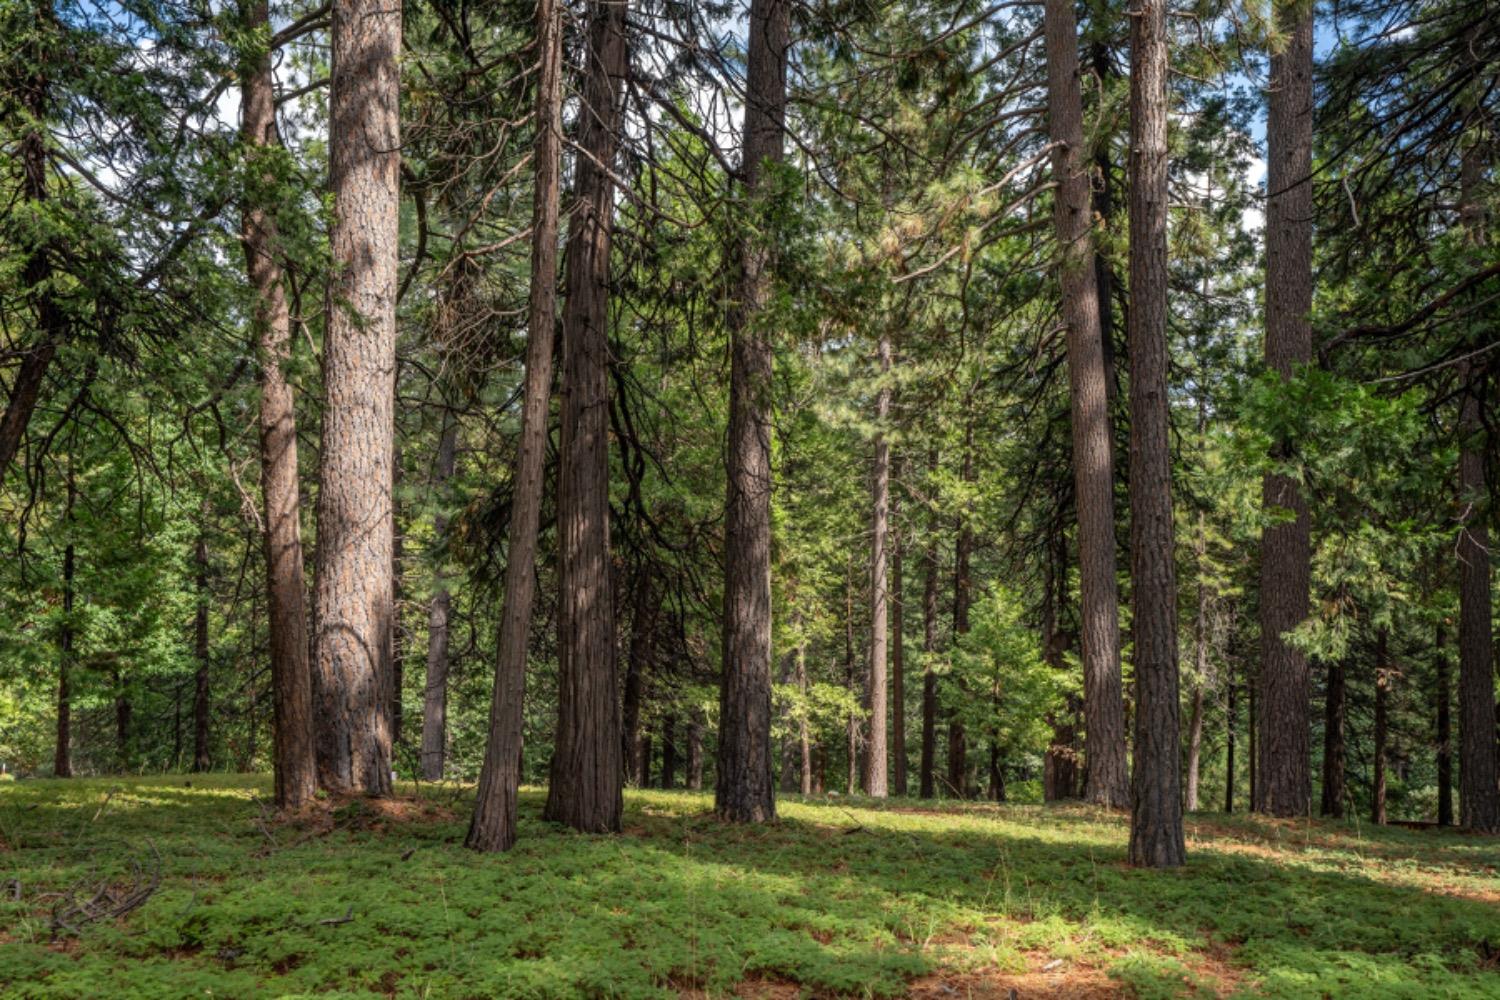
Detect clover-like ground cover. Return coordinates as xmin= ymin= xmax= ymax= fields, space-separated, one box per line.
xmin=1 ymin=775 xmax=1496 ymax=998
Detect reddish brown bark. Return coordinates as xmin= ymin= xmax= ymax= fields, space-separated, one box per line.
xmin=465 ymin=0 xmax=563 ymax=851
xmin=865 ymin=329 xmax=892 ymax=797
xmin=1042 ymin=0 xmax=1129 ymax=808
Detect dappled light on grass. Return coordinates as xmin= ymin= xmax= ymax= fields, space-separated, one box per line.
xmin=1 ymin=777 xmax=1497 ymax=998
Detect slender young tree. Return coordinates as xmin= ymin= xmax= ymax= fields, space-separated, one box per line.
xmin=465 ymin=0 xmax=564 ymax=850
xmin=313 ymin=0 xmax=402 ymax=797
xmin=717 ymin=0 xmax=789 ymax=823
xmin=192 ymin=528 xmax=211 ymax=772
xmin=919 ymin=487 xmax=939 ymax=799
xmin=240 ymin=0 xmax=316 ymax=808
xmin=543 ymin=0 xmax=628 ymax=834
xmin=865 ymin=328 xmax=892 ymax=797
xmin=1320 ymin=657 xmax=1347 ymax=817
xmin=1041 ymin=0 xmax=1129 ymax=808
xmin=420 ymin=416 xmax=458 ymax=781
xmin=1257 ymin=0 xmax=1315 ymax=818
xmin=1125 ymin=0 xmax=1184 ymax=867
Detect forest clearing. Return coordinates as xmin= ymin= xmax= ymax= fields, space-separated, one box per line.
xmin=2 ymin=776 xmax=1498 ymax=999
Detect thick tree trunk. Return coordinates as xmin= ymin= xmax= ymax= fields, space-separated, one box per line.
xmin=240 ymin=2 xmax=316 ymax=808
xmin=1320 ymin=657 xmax=1347 ymax=818
xmin=466 ymin=0 xmax=564 ymax=851
xmin=1042 ymin=0 xmax=1129 ymax=809
xmin=891 ymin=482 xmax=908 ymax=797
xmin=1257 ymin=0 xmax=1315 ymax=819
xmin=1372 ymin=630 xmax=1390 ymax=826
xmin=420 ymin=418 xmax=458 ymax=781
xmin=865 ymin=330 xmax=892 ymax=797
xmin=1455 ymin=138 xmax=1499 ymax=833
xmin=0 ymin=5 xmax=63 ymax=481
xmin=542 ymin=0 xmax=627 ymax=834
xmin=919 ymin=517 xmax=939 ymax=799
xmin=1125 ymin=0 xmax=1184 ymax=867
xmin=1436 ymin=623 xmax=1453 ymax=827
xmin=193 ymin=530 xmax=212 ymax=773
xmin=313 ymin=0 xmax=402 ymax=798
xmin=717 ymin=0 xmax=789 ymax=825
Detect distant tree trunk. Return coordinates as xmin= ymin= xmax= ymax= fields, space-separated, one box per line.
xmin=919 ymin=504 xmax=939 ymax=799
xmin=241 ymin=0 xmax=315 ymax=809
xmin=779 ymin=645 xmax=800 ymax=792
xmin=1372 ymin=630 xmax=1390 ymax=826
xmin=988 ymin=742 xmax=1006 ymax=802
xmin=1257 ymin=0 xmax=1315 ymax=819
xmin=947 ymin=425 xmax=973 ymax=799
xmin=0 ymin=3 xmax=63 ymax=481
xmin=113 ymin=668 xmax=131 ymax=768
xmin=891 ymin=479 xmax=908 ymax=796
xmin=662 ymin=715 xmax=678 ymax=790
xmin=1185 ymin=507 xmax=1210 ymax=812
xmin=865 ymin=330 xmax=892 ymax=797
xmin=845 ymin=570 xmax=860 ymax=793
xmin=1125 ymin=0 xmax=1184 ymax=867
xmin=466 ymin=0 xmax=564 ymax=852
xmin=1043 ymin=544 xmax=1081 ymax=800
xmin=623 ymin=578 xmax=655 ymax=786
xmin=1248 ymin=677 xmax=1258 ymax=811
xmin=687 ymin=709 xmax=704 ymax=791
xmin=717 ymin=0 xmax=789 ymax=825
xmin=543 ymin=0 xmax=627 ymax=834
xmin=54 ymin=461 xmax=75 ymax=778
xmin=193 ymin=529 xmax=212 ymax=773
xmin=1320 ymin=657 xmax=1347 ymax=818
xmin=313 ymin=0 xmax=402 ymax=798
xmin=1184 ymin=686 xmax=1204 ymax=812
xmin=1224 ymin=672 xmax=1236 ymax=813
xmin=1455 ymin=138 xmax=1499 ymax=834
xmin=638 ymin=734 xmax=652 ymax=790
xmin=1436 ymin=622 xmax=1453 ymax=827
xmin=420 ymin=417 xmax=458 ymax=781
xmin=1042 ymin=0 xmax=1129 ymax=809
xmin=797 ymin=643 xmax=812 ymax=795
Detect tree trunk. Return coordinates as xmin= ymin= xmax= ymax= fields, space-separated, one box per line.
xmin=1185 ymin=505 xmax=1210 ymax=812
xmin=797 ymin=643 xmax=813 ymax=795
xmin=1224 ymin=672 xmax=1236 ymax=813
xmin=947 ymin=425 xmax=973 ymax=799
xmin=716 ymin=0 xmax=789 ymax=825
xmin=865 ymin=329 xmax=892 ymax=797
xmin=1043 ymin=545 xmax=1081 ymax=800
xmin=1372 ymin=630 xmax=1390 ymax=826
xmin=988 ymin=742 xmax=1006 ymax=802
xmin=0 ymin=3 xmax=63 ymax=481
xmin=662 ymin=714 xmax=678 ymax=789
xmin=542 ymin=0 xmax=627 ymax=835
xmin=1042 ymin=0 xmax=1129 ymax=809
xmin=687 ymin=709 xmax=704 ymax=791
xmin=845 ymin=570 xmax=860 ymax=793
xmin=919 ymin=510 xmax=939 ymax=799
xmin=1125 ymin=0 xmax=1184 ymax=867
xmin=420 ymin=417 xmax=458 ymax=781
xmin=1436 ymin=622 xmax=1453 ymax=827
xmin=638 ymin=734 xmax=652 ymax=790
xmin=465 ymin=0 xmax=564 ymax=850
xmin=891 ymin=479 xmax=908 ymax=797
xmin=54 ymin=461 xmax=74 ymax=778
xmin=1320 ymin=657 xmax=1347 ymax=818
xmin=241 ymin=0 xmax=316 ymax=809
xmin=1455 ymin=135 xmax=1499 ymax=833
xmin=622 ymin=577 xmax=655 ymax=786
xmin=391 ymin=449 xmax=406 ymax=749
xmin=113 ymin=667 xmax=131 ymax=768
xmin=313 ymin=0 xmax=402 ymax=798
xmin=1184 ymin=685 xmax=1204 ymax=812
xmin=1256 ymin=0 xmax=1315 ymax=819
xmin=193 ymin=529 xmax=212 ymax=773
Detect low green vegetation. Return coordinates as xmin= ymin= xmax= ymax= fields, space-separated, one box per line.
xmin=1 ymin=776 xmax=1496 ymax=998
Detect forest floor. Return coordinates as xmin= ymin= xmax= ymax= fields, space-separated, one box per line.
xmin=0 ymin=776 xmax=1497 ymax=999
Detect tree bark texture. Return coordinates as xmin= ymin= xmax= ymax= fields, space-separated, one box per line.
xmin=1320 ymin=657 xmax=1346 ymax=818
xmin=891 ymin=482 xmax=908 ymax=796
xmin=865 ymin=328 xmax=892 ymax=797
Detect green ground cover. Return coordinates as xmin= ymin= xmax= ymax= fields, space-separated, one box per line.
xmin=1 ymin=776 xmax=1496 ymax=998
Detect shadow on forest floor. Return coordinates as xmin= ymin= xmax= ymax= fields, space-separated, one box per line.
xmin=1 ymin=776 xmax=1497 ymax=999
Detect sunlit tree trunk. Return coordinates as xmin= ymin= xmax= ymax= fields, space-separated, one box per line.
xmin=313 ymin=0 xmax=402 ymax=798
xmin=865 ymin=328 xmax=892 ymax=797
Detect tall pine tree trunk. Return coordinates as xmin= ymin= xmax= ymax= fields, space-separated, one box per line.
xmin=542 ymin=0 xmax=627 ymax=834
xmin=1042 ymin=0 xmax=1128 ymax=808
xmin=466 ymin=0 xmax=564 ymax=851
xmin=241 ymin=0 xmax=316 ymax=808
xmin=313 ymin=0 xmax=402 ymax=798
xmin=1257 ymin=0 xmax=1315 ymax=818
xmin=1455 ymin=134 xmax=1499 ymax=833
xmin=420 ymin=417 xmax=458 ymax=781
xmin=1125 ymin=0 xmax=1184 ymax=867
xmin=891 ymin=473 xmax=908 ymax=796
xmin=865 ymin=329 xmax=892 ymax=797
xmin=717 ymin=0 xmax=789 ymax=824
xmin=947 ymin=421 xmax=973 ymax=799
